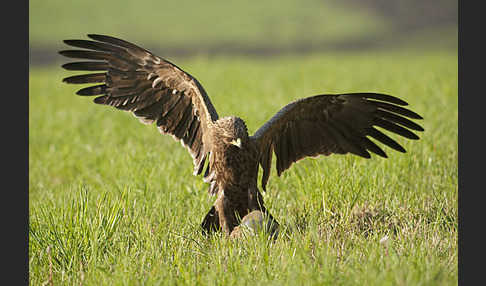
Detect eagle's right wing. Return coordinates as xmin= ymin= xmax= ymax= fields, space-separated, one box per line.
xmin=60 ymin=34 xmax=219 ymax=177
xmin=251 ymin=93 xmax=424 ymax=191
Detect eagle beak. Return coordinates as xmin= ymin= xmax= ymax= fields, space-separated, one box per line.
xmin=230 ymin=138 xmax=242 ymax=148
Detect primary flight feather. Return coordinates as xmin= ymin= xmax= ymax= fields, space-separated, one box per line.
xmin=60 ymin=34 xmax=424 ymax=237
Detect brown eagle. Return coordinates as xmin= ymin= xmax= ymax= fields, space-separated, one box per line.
xmin=60 ymin=34 xmax=424 ymax=238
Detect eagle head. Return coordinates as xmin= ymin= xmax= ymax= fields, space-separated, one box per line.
xmin=215 ymin=116 xmax=249 ymax=149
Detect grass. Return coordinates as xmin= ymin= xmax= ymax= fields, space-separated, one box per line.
xmin=29 ymin=50 xmax=457 ymax=285
xmin=30 ymin=0 xmax=388 ymax=49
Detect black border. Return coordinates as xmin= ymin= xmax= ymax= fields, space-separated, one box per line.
xmin=6 ymin=0 xmax=28 ymax=284
xmin=458 ymin=1 xmax=481 ymax=285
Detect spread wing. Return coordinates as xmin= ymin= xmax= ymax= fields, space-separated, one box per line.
xmin=60 ymin=34 xmax=219 ymax=177
xmin=251 ymin=93 xmax=424 ymax=191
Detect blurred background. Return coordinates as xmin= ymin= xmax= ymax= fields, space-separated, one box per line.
xmin=29 ymin=0 xmax=457 ymax=66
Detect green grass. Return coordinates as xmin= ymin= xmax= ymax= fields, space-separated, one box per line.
xmin=29 ymin=50 xmax=457 ymax=285
xmin=30 ymin=0 xmax=387 ymax=49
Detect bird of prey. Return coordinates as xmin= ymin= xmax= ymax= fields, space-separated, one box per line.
xmin=59 ymin=34 xmax=424 ymax=238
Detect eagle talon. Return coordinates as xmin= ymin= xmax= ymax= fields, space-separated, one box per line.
xmin=201 ymin=206 xmax=220 ymax=236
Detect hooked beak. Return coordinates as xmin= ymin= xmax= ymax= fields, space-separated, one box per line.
xmin=230 ymin=138 xmax=242 ymax=148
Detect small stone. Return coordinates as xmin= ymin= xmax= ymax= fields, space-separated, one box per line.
xmin=230 ymin=210 xmax=279 ymax=239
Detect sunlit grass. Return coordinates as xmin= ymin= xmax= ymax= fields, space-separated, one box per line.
xmin=29 ymin=50 xmax=457 ymax=285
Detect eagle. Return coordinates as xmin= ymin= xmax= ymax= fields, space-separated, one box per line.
xmin=59 ymin=34 xmax=424 ymax=238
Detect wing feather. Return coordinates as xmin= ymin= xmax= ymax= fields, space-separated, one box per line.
xmin=62 ymin=73 xmax=106 ymax=84
xmin=60 ymin=34 xmax=219 ymax=185
xmin=62 ymin=61 xmax=109 ymax=71
xmin=251 ymin=93 xmax=423 ymax=191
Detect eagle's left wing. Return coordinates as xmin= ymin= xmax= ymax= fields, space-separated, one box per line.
xmin=59 ymin=34 xmax=219 ymax=180
xmin=251 ymin=93 xmax=424 ymax=191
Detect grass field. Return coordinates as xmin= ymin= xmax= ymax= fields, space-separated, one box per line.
xmin=29 ymin=50 xmax=457 ymax=285
xmin=30 ymin=0 xmax=387 ymax=50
